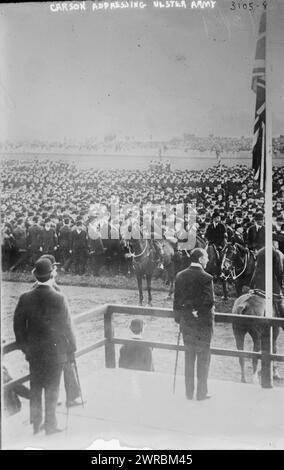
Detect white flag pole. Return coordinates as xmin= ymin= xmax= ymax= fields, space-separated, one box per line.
xmin=265 ymin=4 xmax=273 ymax=318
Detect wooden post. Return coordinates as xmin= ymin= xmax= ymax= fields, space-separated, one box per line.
xmin=261 ymin=324 xmax=273 ymax=388
xmin=104 ymin=309 xmax=116 ymax=368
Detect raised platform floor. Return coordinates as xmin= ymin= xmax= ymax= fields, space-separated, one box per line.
xmin=3 ymin=369 xmax=284 ymax=450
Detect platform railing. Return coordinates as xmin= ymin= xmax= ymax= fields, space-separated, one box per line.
xmin=3 ymin=304 xmax=284 ymax=391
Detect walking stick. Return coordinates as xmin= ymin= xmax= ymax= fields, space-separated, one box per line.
xmin=65 ymin=400 xmax=70 ymax=435
xmin=173 ymin=327 xmax=181 ymax=394
xmin=73 ymin=358 xmax=85 ymax=408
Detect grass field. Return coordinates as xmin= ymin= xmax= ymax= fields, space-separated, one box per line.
xmin=2 ymin=273 xmax=284 ymax=388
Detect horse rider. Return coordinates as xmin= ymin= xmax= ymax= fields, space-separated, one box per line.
xmin=247 ymin=211 xmax=265 ymax=253
xmin=204 ymin=210 xmax=227 ymax=259
xmin=231 ymin=224 xmax=246 ymax=247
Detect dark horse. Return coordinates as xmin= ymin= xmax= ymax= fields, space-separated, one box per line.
xmin=221 ymin=243 xmax=255 ymax=297
xmin=159 ymin=234 xmax=207 ymax=300
xmin=232 ymin=248 xmax=284 ymax=383
xmin=206 ymin=243 xmax=228 ymax=300
xmin=127 ymin=238 xmax=155 ymax=306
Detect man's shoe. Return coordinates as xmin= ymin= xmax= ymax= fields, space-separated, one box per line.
xmin=45 ymin=428 xmax=63 ymax=436
xmin=197 ymin=395 xmax=212 ymax=401
xmin=33 ymin=423 xmax=45 ymax=435
xmin=186 ymin=395 xmax=194 ymax=400
xmin=66 ymin=399 xmax=86 ymax=408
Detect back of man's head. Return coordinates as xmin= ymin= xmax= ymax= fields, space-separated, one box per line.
xmin=190 ymin=248 xmax=206 ymax=264
xmin=33 ymin=258 xmax=53 ymax=283
xmin=130 ymin=318 xmax=143 ymax=335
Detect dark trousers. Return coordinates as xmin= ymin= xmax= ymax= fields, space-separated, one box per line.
xmin=90 ymin=253 xmax=104 ymax=276
xmin=30 ymin=248 xmax=41 ymax=266
xmin=184 ymin=344 xmax=211 ymax=399
xmin=60 ymin=247 xmax=72 ymax=272
xmin=29 ymin=360 xmax=63 ymax=432
xmin=73 ymin=250 xmax=87 ymax=275
xmin=63 ymin=361 xmax=80 ymax=403
xmin=11 ymin=249 xmax=29 ymax=270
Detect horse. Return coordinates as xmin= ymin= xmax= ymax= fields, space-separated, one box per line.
xmin=232 ymin=248 xmax=284 ymax=384
xmin=157 ymin=239 xmax=179 ymax=300
xmin=159 ymin=234 xmax=207 ymax=300
xmin=221 ymin=243 xmax=255 ymax=297
xmin=205 ymin=243 xmax=228 ymax=300
xmin=126 ymin=237 xmax=155 ymax=306
xmin=232 ymin=291 xmax=283 ymax=383
xmin=88 ymin=220 xmax=126 ymax=275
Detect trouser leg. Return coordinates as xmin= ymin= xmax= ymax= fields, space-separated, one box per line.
xmin=184 ymin=347 xmax=196 ymax=399
xmin=196 ymin=347 xmax=211 ymax=399
xmin=29 ymin=363 xmax=43 ymax=428
xmin=44 ymin=364 xmax=63 ymax=433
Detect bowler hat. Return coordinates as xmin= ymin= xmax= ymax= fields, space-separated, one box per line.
xmin=33 ymin=258 xmax=53 ymax=281
xmin=39 ymin=254 xmax=60 ymax=266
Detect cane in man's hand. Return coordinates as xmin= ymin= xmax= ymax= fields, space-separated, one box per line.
xmin=173 ymin=327 xmax=181 ymax=394
xmin=73 ymin=357 xmax=85 ymax=408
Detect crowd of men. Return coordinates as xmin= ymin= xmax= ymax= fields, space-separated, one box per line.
xmin=1 ymin=158 xmax=284 ymax=275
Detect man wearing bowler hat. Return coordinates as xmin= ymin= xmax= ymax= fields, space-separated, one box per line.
xmin=13 ymin=258 xmax=76 ymax=435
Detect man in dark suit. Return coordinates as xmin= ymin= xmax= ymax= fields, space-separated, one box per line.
xmin=205 ymin=211 xmax=227 ymax=249
xmin=71 ymin=220 xmax=88 ymax=275
xmin=119 ymin=319 xmax=154 ymax=372
xmin=247 ymin=211 xmax=265 ymax=252
xmin=173 ymin=248 xmax=214 ymax=401
xmin=13 ymin=258 xmax=77 ymax=435
xmin=34 ymin=254 xmax=81 ymax=408
xmin=58 ymin=218 xmax=73 ymax=272
xmin=41 ymin=218 xmax=58 ymax=256
xmin=9 ymin=218 xmax=28 ymax=271
xmin=27 ymin=216 xmax=43 ymax=265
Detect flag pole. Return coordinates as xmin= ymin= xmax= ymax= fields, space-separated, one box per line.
xmin=265 ymin=4 xmax=273 ymax=319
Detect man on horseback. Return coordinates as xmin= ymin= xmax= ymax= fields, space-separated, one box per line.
xmin=205 ymin=210 xmax=227 ymax=260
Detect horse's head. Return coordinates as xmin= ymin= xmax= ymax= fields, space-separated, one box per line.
xmin=221 ymin=243 xmax=235 ymax=278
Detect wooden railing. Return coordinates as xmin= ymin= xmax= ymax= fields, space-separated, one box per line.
xmin=3 ymin=304 xmax=284 ymax=391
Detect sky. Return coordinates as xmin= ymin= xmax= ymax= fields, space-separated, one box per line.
xmin=0 ymin=0 xmax=283 ymax=141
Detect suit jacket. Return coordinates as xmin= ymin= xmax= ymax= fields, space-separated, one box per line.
xmin=247 ymin=225 xmax=265 ymax=251
xmin=59 ymin=226 xmax=72 ymax=250
xmin=173 ymin=265 xmax=214 ymax=345
xmin=13 ymin=227 xmax=27 ymax=250
xmin=13 ymin=285 xmax=76 ymax=364
xmin=41 ymin=228 xmax=58 ymax=252
xmin=27 ymin=224 xmax=43 ymax=249
xmin=72 ymin=230 xmax=88 ymax=252
xmin=119 ymin=340 xmax=154 ymax=372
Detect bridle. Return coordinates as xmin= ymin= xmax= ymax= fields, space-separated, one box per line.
xmin=128 ymin=239 xmax=149 ymax=259
xmin=221 ymin=244 xmax=249 ymax=281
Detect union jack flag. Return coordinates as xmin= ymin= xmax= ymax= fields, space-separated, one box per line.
xmin=252 ymin=11 xmax=266 ymax=191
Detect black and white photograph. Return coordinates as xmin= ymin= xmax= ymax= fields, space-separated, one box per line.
xmin=1 ymin=0 xmax=284 ymax=451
